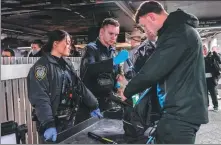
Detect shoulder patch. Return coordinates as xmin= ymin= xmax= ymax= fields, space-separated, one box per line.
xmin=34 ymin=65 xmax=47 ymax=81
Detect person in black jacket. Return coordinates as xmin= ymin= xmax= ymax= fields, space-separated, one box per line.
xmin=77 ymin=18 xmax=129 ymax=124
xmin=133 ymin=30 xmax=157 ymax=73
xmin=204 ymin=45 xmax=220 ymax=111
xmin=79 ymin=18 xmax=122 ymax=109
xmin=28 ymin=39 xmax=44 ymax=57
xmin=123 ymin=31 xmax=160 ymax=144
xmin=124 ymin=1 xmax=208 ymax=144
xmin=27 ymin=30 xmax=102 ymax=143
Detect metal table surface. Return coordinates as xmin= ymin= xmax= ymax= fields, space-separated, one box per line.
xmin=59 ymin=118 xmax=150 ymax=144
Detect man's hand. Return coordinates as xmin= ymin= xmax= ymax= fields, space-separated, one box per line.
xmin=90 ymin=108 xmax=103 ymax=119
xmin=44 ymin=127 xmax=57 ymax=142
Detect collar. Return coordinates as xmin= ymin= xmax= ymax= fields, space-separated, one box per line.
xmin=45 ymin=53 xmax=70 ymax=66
xmin=95 ymin=38 xmax=116 ymax=52
xmin=157 ymin=16 xmax=170 ymax=38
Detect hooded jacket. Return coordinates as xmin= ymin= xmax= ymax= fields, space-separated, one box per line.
xmin=124 ymin=9 xmax=208 ymax=124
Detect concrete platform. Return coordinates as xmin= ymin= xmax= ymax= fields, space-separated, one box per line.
xmin=195 ymin=98 xmax=221 ymax=144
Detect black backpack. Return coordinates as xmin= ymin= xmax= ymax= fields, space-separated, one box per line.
xmin=123 ymin=86 xmax=161 ymax=142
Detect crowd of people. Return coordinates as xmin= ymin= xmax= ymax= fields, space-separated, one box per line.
xmin=1 ymin=39 xmax=82 ymax=58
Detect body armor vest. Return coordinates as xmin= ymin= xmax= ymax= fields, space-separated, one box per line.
xmin=56 ymin=68 xmax=80 ymax=122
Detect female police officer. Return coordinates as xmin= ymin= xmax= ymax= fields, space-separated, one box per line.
xmin=27 ymin=30 xmax=102 ymax=143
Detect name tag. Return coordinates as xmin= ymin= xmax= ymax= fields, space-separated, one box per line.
xmin=100 ymin=56 xmax=108 ymax=60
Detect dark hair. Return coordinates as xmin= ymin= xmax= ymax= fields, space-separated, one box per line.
xmin=2 ymin=48 xmax=15 ymax=56
xmin=32 ymin=39 xmax=44 ymax=48
xmin=101 ymin=18 xmax=120 ymax=28
xmin=135 ymin=1 xmax=164 ymax=23
xmin=43 ymin=30 xmax=71 ymax=52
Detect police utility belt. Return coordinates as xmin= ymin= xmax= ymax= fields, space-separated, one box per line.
xmin=55 ymin=70 xmax=81 ymax=121
xmin=96 ymin=73 xmax=114 ymax=93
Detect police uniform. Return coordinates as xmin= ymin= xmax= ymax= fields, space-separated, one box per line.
xmin=75 ymin=38 xmax=122 ymax=124
xmin=27 ymin=53 xmax=99 ymax=139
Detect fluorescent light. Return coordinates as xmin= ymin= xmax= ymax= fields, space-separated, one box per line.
xmin=17 ymin=47 xmax=31 ymax=50
xmin=80 ymin=15 xmax=85 ymax=18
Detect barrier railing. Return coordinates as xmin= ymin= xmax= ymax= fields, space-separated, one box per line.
xmin=0 ymin=57 xmax=82 ymax=144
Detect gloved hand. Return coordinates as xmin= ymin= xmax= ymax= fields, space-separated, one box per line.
xmin=113 ymin=50 xmax=129 ymax=65
xmin=44 ymin=127 xmax=57 ymax=142
xmin=90 ymin=108 xmax=103 ymax=119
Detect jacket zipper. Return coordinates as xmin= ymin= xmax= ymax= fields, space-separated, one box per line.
xmin=164 ymin=80 xmax=167 ymax=93
xmin=163 ymin=80 xmax=167 ymax=109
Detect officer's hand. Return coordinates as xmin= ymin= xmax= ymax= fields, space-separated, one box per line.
xmin=90 ymin=108 xmax=103 ymax=119
xmin=113 ymin=50 xmax=129 ymax=65
xmin=44 ymin=127 xmax=57 ymax=142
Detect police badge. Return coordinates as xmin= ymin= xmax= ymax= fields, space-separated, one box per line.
xmin=35 ymin=65 xmax=47 ymax=81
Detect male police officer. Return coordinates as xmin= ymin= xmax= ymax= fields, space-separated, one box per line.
xmin=77 ymin=18 xmax=128 ymax=123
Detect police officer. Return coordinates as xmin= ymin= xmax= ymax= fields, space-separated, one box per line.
xmin=77 ymin=18 xmax=128 ymax=123
xmin=27 ymin=30 xmax=102 ymax=143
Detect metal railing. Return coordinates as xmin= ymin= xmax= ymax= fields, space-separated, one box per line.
xmin=0 ymin=57 xmax=82 ymax=144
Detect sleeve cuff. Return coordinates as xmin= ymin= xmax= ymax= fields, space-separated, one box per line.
xmin=39 ymin=120 xmax=55 ymax=134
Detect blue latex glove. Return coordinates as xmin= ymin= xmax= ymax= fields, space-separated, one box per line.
xmin=113 ymin=50 xmax=129 ymax=65
xmin=115 ymin=82 xmax=121 ymax=89
xmin=44 ymin=127 xmax=57 ymax=142
xmin=90 ymin=108 xmax=103 ymax=118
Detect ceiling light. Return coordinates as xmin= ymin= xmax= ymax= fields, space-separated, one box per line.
xmin=80 ymin=15 xmax=85 ymax=18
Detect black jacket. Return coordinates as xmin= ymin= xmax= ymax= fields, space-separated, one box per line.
xmin=134 ymin=40 xmax=156 ymax=73
xmin=80 ymin=38 xmax=121 ymax=94
xmin=205 ymin=51 xmax=221 ymax=85
xmin=124 ymin=9 xmax=208 ymax=124
xmin=27 ymin=53 xmax=98 ymax=130
xmin=28 ymin=49 xmax=44 ymax=57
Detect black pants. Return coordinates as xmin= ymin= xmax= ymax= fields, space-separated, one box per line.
xmin=207 ymin=78 xmax=218 ymax=108
xmin=156 ymin=116 xmax=200 ymax=144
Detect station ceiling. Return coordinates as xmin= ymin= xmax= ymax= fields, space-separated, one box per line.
xmin=1 ymin=0 xmax=221 ymax=46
